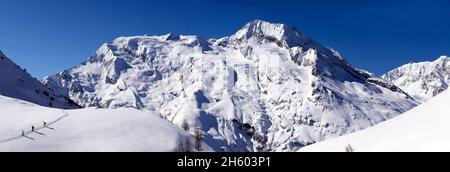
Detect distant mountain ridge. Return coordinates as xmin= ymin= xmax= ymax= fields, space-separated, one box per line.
xmin=0 ymin=51 xmax=79 ymax=109
xmin=301 ymin=87 xmax=450 ymax=152
xmin=383 ymin=56 xmax=450 ymax=102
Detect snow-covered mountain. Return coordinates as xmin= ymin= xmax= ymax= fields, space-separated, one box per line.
xmin=0 ymin=95 xmax=210 ymax=152
xmin=382 ymin=56 xmax=450 ymax=102
xmin=0 ymin=51 xmax=79 ymax=109
xmin=42 ymin=20 xmax=418 ymax=152
xmin=300 ymin=88 xmax=450 ymax=152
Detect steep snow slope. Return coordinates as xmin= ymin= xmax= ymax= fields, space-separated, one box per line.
xmin=0 ymin=95 xmax=210 ymax=152
xmin=301 ymin=89 xmax=450 ymax=152
xmin=383 ymin=56 xmax=450 ymax=102
xmin=43 ymin=20 xmax=418 ymax=152
xmin=0 ymin=51 xmax=79 ymax=109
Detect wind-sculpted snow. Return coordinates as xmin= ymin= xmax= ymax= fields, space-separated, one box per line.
xmin=42 ymin=20 xmax=418 ymax=152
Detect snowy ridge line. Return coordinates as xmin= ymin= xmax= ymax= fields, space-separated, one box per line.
xmin=0 ymin=50 xmax=80 ymax=109
xmin=382 ymin=56 xmax=450 ymax=102
xmin=0 ymin=110 xmax=69 ymax=143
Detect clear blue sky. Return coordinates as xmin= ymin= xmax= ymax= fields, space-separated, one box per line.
xmin=0 ymin=0 xmax=449 ymax=78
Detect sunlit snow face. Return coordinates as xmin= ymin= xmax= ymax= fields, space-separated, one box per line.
xmin=38 ymin=20 xmax=420 ymax=152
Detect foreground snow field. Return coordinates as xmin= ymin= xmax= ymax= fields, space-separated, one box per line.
xmin=300 ymin=89 xmax=450 ymax=152
xmin=0 ymin=95 xmax=210 ymax=152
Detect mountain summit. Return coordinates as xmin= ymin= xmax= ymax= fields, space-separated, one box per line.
xmin=231 ymin=20 xmax=314 ymax=48
xmin=42 ymin=20 xmax=418 ymax=151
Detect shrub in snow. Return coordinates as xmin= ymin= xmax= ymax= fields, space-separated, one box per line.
xmin=345 ymin=144 xmax=354 ymax=152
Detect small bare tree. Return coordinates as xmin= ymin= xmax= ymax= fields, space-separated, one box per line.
xmin=194 ymin=128 xmax=203 ymax=151
xmin=177 ymin=141 xmax=184 ymax=152
xmin=345 ymin=144 xmax=355 ymax=152
xmin=252 ymin=132 xmax=267 ymax=152
xmin=181 ymin=119 xmax=189 ymax=132
xmin=184 ymin=138 xmax=192 ymax=152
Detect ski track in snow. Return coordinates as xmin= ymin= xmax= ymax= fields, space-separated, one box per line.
xmin=0 ymin=95 xmax=214 ymax=152
xmin=0 ymin=110 xmax=69 ymax=144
